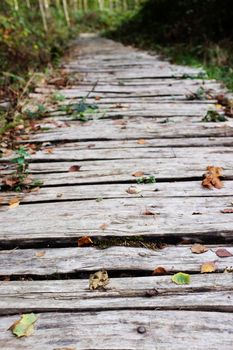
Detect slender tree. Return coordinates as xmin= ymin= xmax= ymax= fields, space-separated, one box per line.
xmin=38 ymin=0 xmax=48 ymax=31
xmin=62 ymin=0 xmax=70 ymax=26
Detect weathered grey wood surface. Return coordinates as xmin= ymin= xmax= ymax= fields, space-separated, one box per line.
xmin=0 ymin=34 xmax=232 ymax=347
xmin=27 ymin=119 xmax=233 ymax=142
xmin=0 ymin=274 xmax=232 ymax=314
xmin=0 ymin=245 xmax=232 ymax=275
xmin=0 ymin=197 xmax=233 ymax=241
xmin=2 ymin=181 xmax=233 ymax=204
xmin=0 ymin=310 xmax=233 ymax=350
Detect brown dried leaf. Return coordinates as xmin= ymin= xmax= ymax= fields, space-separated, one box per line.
xmin=8 ymin=197 xmax=20 ymax=209
xmin=215 ymin=248 xmax=232 ymax=258
xmin=95 ymin=95 xmax=101 ymax=100
xmin=221 ymin=209 xmax=233 ymax=214
xmin=2 ymin=176 xmax=19 ymax=188
xmin=77 ymin=236 xmax=93 ymax=247
xmin=202 ymin=166 xmax=223 ymax=189
xmin=152 ymin=267 xmax=167 ymax=275
xmin=143 ymin=210 xmax=155 ymax=216
xmin=191 ymin=244 xmax=209 ymax=254
xmin=89 ymin=270 xmax=109 ymax=290
xmin=69 ymin=165 xmax=81 ymax=172
xmin=137 ymin=139 xmax=146 ymax=145
xmin=99 ymin=223 xmax=108 ymax=230
xmin=35 ymin=251 xmax=45 ymax=258
xmin=132 ymin=171 xmax=145 ymax=177
xmin=201 ymin=262 xmax=217 ymax=273
xmin=126 ymin=186 xmax=141 ymax=194
xmin=43 ymin=147 xmax=54 ymax=154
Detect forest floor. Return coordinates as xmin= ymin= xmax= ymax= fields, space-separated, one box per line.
xmin=0 ymin=34 xmax=233 ymax=349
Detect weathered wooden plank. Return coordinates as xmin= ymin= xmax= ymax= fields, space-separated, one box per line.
xmin=2 ymin=181 xmax=233 ymax=204
xmin=2 ymin=146 xmax=232 ymax=163
xmin=24 ymin=137 xmax=233 ymax=149
xmin=0 ymin=246 xmax=232 ymax=276
xmin=35 ymin=81 xmax=223 ymax=93
xmin=0 ymin=274 xmax=232 ymax=314
xmin=26 ymin=146 xmax=233 ymax=162
xmin=25 ymin=157 xmax=233 ymax=177
xmin=1 ymin=310 xmax=232 ymax=350
xmin=28 ymin=119 xmax=233 ymax=142
xmin=1 ymin=196 xmax=233 ymax=241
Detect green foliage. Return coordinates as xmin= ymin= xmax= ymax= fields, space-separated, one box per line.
xmin=12 ymin=146 xmax=29 ymax=174
xmin=0 ymin=2 xmax=75 ymax=75
xmin=137 ymin=175 xmax=156 ymax=184
xmin=60 ymin=99 xmax=99 ymax=122
xmin=108 ymin=0 xmax=233 ymax=91
xmin=25 ymin=104 xmax=48 ymax=119
xmin=202 ymin=110 xmax=227 ymax=122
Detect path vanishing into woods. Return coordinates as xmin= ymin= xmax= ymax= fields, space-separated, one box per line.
xmin=0 ymin=34 xmax=233 ymax=349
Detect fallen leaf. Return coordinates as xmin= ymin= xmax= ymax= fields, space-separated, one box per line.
xmin=69 ymin=165 xmax=81 ymax=172
xmin=9 ymin=313 xmax=38 ymax=338
xmin=171 ymin=272 xmax=190 ymax=285
xmin=89 ymin=270 xmax=109 ymax=290
xmin=215 ymin=248 xmax=232 ymax=258
xmin=77 ymin=236 xmax=93 ymax=247
xmin=132 ymin=171 xmax=145 ymax=177
xmin=201 ymin=262 xmax=217 ymax=273
xmin=8 ymin=197 xmax=20 ymax=209
xmin=30 ymin=187 xmax=40 ymax=193
xmin=220 ymin=209 xmax=233 ymax=214
xmin=152 ymin=267 xmax=167 ymax=275
xmin=56 ymin=193 xmax=63 ymax=198
xmin=2 ymin=176 xmax=19 ymax=188
xmin=43 ymin=147 xmax=54 ymax=154
xmin=99 ymin=223 xmax=108 ymax=230
xmin=95 ymin=95 xmax=101 ymax=100
xmin=137 ymin=139 xmax=146 ymax=145
xmin=143 ymin=210 xmax=155 ymax=215
xmin=35 ymin=251 xmax=45 ymax=258
xmin=202 ymin=166 xmax=223 ymax=189
xmin=22 ymin=177 xmax=33 ymax=185
xmin=0 ymin=197 xmax=3 ymax=206
xmin=191 ymin=244 xmax=209 ymax=254
xmin=126 ymin=186 xmax=141 ymax=194
xmin=113 ymin=119 xmax=127 ymax=126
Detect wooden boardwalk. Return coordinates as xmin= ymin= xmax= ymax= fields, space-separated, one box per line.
xmin=0 ymin=34 xmax=233 ymax=349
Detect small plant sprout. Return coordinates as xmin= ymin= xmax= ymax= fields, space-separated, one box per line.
xmin=202 ymin=110 xmax=227 ymax=122
xmin=1 ymin=146 xmax=43 ymax=192
xmin=137 ymin=175 xmax=156 ymax=184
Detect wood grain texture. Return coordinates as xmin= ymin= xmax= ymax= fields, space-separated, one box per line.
xmin=0 ymin=310 xmax=233 ymax=350
xmin=0 ymin=274 xmax=232 ymax=314
xmin=0 ymin=245 xmax=232 ymax=276
xmin=28 ymin=118 xmax=233 ymax=142
xmin=2 ymin=181 xmax=233 ymax=204
xmin=0 ymin=196 xmax=233 ymax=241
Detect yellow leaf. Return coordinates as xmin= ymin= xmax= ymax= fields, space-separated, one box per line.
xmin=89 ymin=270 xmax=109 ymax=290
xmin=137 ymin=139 xmax=146 ymax=145
xmin=201 ymin=262 xmax=217 ymax=273
xmin=8 ymin=197 xmax=20 ymax=209
xmin=35 ymin=251 xmax=46 ymax=258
